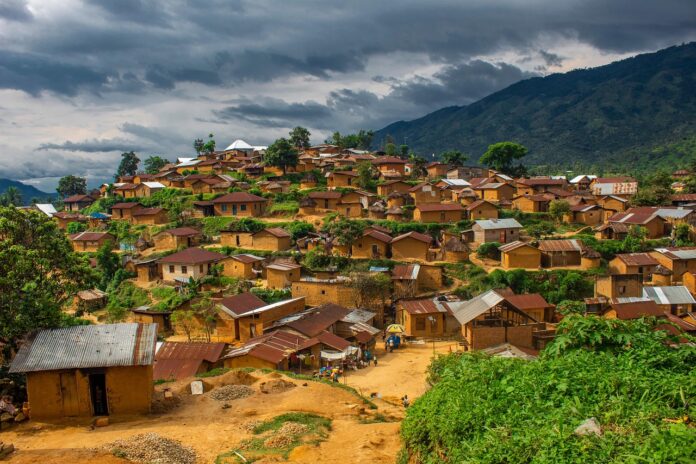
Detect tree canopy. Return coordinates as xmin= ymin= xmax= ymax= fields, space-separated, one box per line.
xmin=0 ymin=187 xmax=22 ymax=207
xmin=479 ymin=141 xmax=528 ymax=175
xmin=116 ymin=151 xmax=140 ymax=179
xmin=440 ymin=150 xmax=468 ymax=166
xmin=143 ymin=156 xmax=169 ymax=174
xmin=326 ymin=130 xmax=374 ymax=150
xmin=56 ymin=175 xmax=87 ymax=198
xmin=289 ymin=126 xmax=311 ymax=149
xmin=264 ymin=137 xmax=298 ymax=174
xmin=0 ymin=207 xmax=95 ymax=345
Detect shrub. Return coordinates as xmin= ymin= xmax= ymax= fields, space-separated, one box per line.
xmin=106 ymin=281 xmax=150 ymax=321
xmin=476 ymin=242 xmax=501 ymax=260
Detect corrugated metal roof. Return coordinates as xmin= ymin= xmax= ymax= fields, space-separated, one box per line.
xmin=447 ymin=289 xmax=505 ymax=325
xmin=154 ymin=342 xmax=226 ymax=380
xmin=498 ymin=241 xmax=536 ymax=253
xmin=10 ymin=323 xmax=157 ymax=373
xmin=505 ymin=294 xmax=552 ymax=311
xmin=399 ymin=298 xmax=446 ymax=315
xmin=474 ymin=218 xmax=522 ymax=230
xmin=538 ymin=239 xmax=583 ymax=252
xmin=654 ymin=248 xmax=696 ymax=260
xmin=616 ymin=253 xmax=659 ymax=266
xmin=392 ymin=264 xmax=420 ymax=280
xmin=643 ymin=286 xmax=696 ymax=305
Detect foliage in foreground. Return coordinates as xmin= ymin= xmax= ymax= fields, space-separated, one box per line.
xmin=400 ymin=316 xmax=696 ymax=464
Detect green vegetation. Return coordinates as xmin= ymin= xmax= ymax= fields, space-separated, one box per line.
xmin=475 ymin=242 xmax=501 ymax=260
xmin=400 ymin=316 xmax=696 ymax=464
xmin=196 ymin=367 xmax=231 ymax=378
xmin=56 ymin=175 xmax=87 ymax=198
xmin=268 ymin=201 xmax=299 ymax=215
xmin=373 ymin=43 xmax=696 ymax=171
xmin=250 ymin=287 xmax=292 ymax=303
xmin=106 ymin=281 xmax=151 ymax=321
xmin=150 ymin=286 xmax=190 ymax=311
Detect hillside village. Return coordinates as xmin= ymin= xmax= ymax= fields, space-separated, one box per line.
xmin=1 ymin=131 xmax=696 ymax=462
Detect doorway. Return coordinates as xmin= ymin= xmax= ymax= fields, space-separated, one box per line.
xmin=89 ymin=373 xmax=109 ymax=416
xmin=60 ymin=372 xmax=79 ymax=417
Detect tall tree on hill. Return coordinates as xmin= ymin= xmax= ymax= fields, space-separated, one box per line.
xmin=479 ymin=142 xmax=528 ymax=175
xmin=289 ymin=126 xmax=311 ymax=149
xmin=202 ymin=133 xmax=216 ymax=154
xmin=356 ymin=130 xmax=374 ymax=150
xmin=264 ymin=137 xmax=298 ymax=174
xmin=0 ymin=186 xmax=23 ymax=206
xmin=193 ymin=137 xmax=205 ymax=154
xmin=95 ymin=240 xmax=120 ymax=290
xmin=356 ymin=161 xmax=374 ymax=190
xmin=549 ymin=199 xmax=570 ymax=223
xmin=409 ymin=153 xmax=428 ymax=179
xmin=385 ymin=143 xmax=397 ymax=156
xmin=0 ymin=207 xmax=96 ymax=347
xmin=116 ymin=151 xmax=140 ymax=179
xmin=143 ymin=156 xmax=169 ymax=174
xmin=56 ymin=175 xmax=87 ymax=198
xmin=440 ymin=150 xmax=468 ymax=166
xmin=322 ymin=216 xmax=365 ymax=256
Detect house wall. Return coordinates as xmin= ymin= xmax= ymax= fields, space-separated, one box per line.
xmin=335 ymin=203 xmax=363 ymax=218
xmin=541 ymin=250 xmax=581 ymax=268
xmin=595 ymin=274 xmax=643 ymax=298
xmin=414 ymin=209 xmax=463 ymax=223
xmin=223 ymin=355 xmax=279 ymax=370
xmin=649 ymin=253 xmax=696 ymax=283
xmin=161 ymin=262 xmax=212 ymax=282
xmin=72 ymin=237 xmax=114 ymax=253
xmin=26 ymin=366 xmax=152 ymax=420
xmin=214 ymin=201 xmax=264 ymax=217
xmin=468 ymin=204 xmax=498 ymax=220
xmin=133 ymin=211 xmax=169 ymax=225
xmin=501 ymin=248 xmax=541 ymax=269
xmin=236 ymin=298 xmax=306 ymax=343
xmin=418 ymin=265 xmax=443 ymax=292
xmin=391 ymin=238 xmax=429 ymax=261
xmin=224 ymin=261 xmax=256 ymax=279
xmin=291 ymin=281 xmax=353 ymax=306
xmin=399 ymin=311 xmax=445 ymax=337
xmin=267 ymin=268 xmax=301 ymax=289
xmin=352 ymin=236 xmax=389 ymax=258
xmin=473 ymin=227 xmax=520 ymax=244
xmin=253 ymin=233 xmax=291 ymax=251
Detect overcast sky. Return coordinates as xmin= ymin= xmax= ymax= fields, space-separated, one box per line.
xmin=1 ymin=0 xmax=695 ymax=191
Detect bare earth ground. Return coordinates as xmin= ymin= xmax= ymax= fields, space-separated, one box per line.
xmin=4 ymin=341 xmax=456 ymax=464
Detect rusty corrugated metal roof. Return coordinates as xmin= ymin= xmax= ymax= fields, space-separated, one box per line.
xmin=9 ymin=323 xmax=157 ymax=373
xmin=154 ymin=342 xmax=226 ymax=381
xmin=537 ymin=239 xmax=582 ymax=252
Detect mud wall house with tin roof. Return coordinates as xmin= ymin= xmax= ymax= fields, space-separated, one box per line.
xmin=376 ymin=180 xmax=411 ymax=196
xmin=131 ymin=206 xmax=169 ymax=225
xmin=158 ymin=247 xmax=229 ymax=283
xmin=472 ymin=218 xmax=523 ymax=245
xmin=498 ymin=241 xmax=541 ymax=269
xmin=251 ymin=228 xmax=292 ymax=252
xmin=217 ymin=295 xmax=307 ymax=342
xmin=396 ymin=297 xmax=448 ymax=337
xmin=327 ymin=170 xmax=360 ymax=189
xmin=269 ymin=303 xmax=352 ymax=339
xmin=643 ymin=286 xmax=696 ymax=315
xmin=603 ymin=299 xmax=663 ymax=320
xmin=221 ymin=330 xmax=306 ymax=370
xmin=153 ymin=342 xmax=226 ymax=381
xmin=372 ymin=156 xmax=407 ymax=175
xmin=266 ymin=262 xmax=303 ymax=289
xmin=447 ymin=166 xmax=487 ymax=180
xmin=649 ymin=247 xmax=696 ymax=283
xmin=590 ymin=177 xmax=638 ymax=198
xmin=130 ymin=306 xmax=171 ymax=335
xmin=212 ymin=192 xmax=267 ymax=217
xmin=308 ymin=191 xmax=342 ymax=211
xmin=69 ymin=231 xmax=117 ymax=252
xmin=391 ymin=263 xmax=443 ymax=298
xmin=224 ymin=254 xmax=265 ymax=280
xmin=538 ymin=239 xmax=583 ymax=268
xmin=352 ymin=227 xmax=392 ymax=259
xmin=111 ymin=202 xmax=144 ymax=221
xmin=9 ymin=323 xmax=157 ymax=420
xmin=152 ymin=227 xmax=201 ymax=250
xmin=474 ymin=182 xmax=515 ymax=203
xmin=426 ymin=161 xmax=450 ymax=179
xmin=512 ymin=194 xmax=552 ymax=213
xmin=409 ymin=182 xmax=444 ymax=204
xmin=504 ymin=293 xmax=555 ymax=323
xmin=608 ymin=253 xmax=660 ymax=282
xmin=595 ymin=274 xmax=644 ymax=299
xmin=413 ymin=202 xmax=465 ymax=223
xmin=465 ymin=199 xmax=498 ymax=220
xmin=594 ymin=222 xmax=630 ymax=240
xmin=564 ymin=204 xmax=604 ymax=226
xmin=53 ymin=211 xmax=88 ymax=230
xmin=63 ymin=194 xmax=95 ymax=212
xmin=390 ymin=231 xmax=433 ymax=261
xmin=515 ymin=178 xmax=567 ymax=195
xmin=447 ymin=290 xmax=553 ymax=351
xmin=291 ymin=276 xmax=354 ymax=306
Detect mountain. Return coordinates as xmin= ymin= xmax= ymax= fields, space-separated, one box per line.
xmin=373 ymin=43 xmax=696 ymax=171
xmin=0 ymin=178 xmax=56 ymax=205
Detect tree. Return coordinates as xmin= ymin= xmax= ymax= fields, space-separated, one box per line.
xmin=409 ymin=153 xmax=428 ymax=179
xmin=56 ymin=175 xmax=87 ymax=198
xmin=0 ymin=187 xmax=23 ymax=206
xmin=622 ymin=225 xmax=647 ymax=252
xmin=264 ymin=137 xmax=298 ymax=174
xmin=549 ymin=200 xmax=570 ymax=223
xmin=192 ymin=292 xmax=217 ymax=342
xmin=674 ymin=223 xmax=693 ymax=246
xmin=202 ymin=133 xmax=216 ymax=154
xmin=385 ymin=143 xmax=397 ymax=156
xmin=66 ymin=221 xmax=86 ymax=234
xmin=96 ymin=240 xmax=120 ymax=290
xmin=116 ymin=151 xmax=140 ymax=179
xmin=400 ymin=145 xmax=409 ymax=157
xmin=556 ymin=300 xmax=586 ymax=316
xmin=347 ymin=272 xmax=391 ymax=311
xmin=0 ymin=207 xmax=96 ymax=346
xmin=143 ymin=156 xmax=169 ymax=174
xmin=171 ymin=309 xmax=195 ymax=342
xmin=479 ymin=142 xmax=527 ymax=175
xmin=193 ymin=138 xmax=204 ymax=154
xmin=440 ymin=150 xmax=468 ymax=166
xmin=356 ymin=130 xmax=374 ymax=150
xmin=322 ymin=217 xmax=366 ymax=255
xmin=356 ymin=161 xmax=375 ymax=190
xmin=289 ymin=126 xmax=311 ymax=149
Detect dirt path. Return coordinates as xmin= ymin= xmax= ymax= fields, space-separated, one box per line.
xmin=3 ymin=344 xmax=453 ymax=464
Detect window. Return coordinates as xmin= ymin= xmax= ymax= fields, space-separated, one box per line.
xmin=321 ymin=290 xmax=326 ymax=295
xmin=416 ymin=317 xmax=426 ymax=331
xmin=182 ymin=265 xmax=188 ymax=274
xmin=241 ymin=204 xmax=247 ymax=211
xmin=200 ymin=264 xmax=204 ymax=273
xmin=619 ymin=285 xmax=626 ymax=294
xmin=221 ymin=204 xmax=227 ymax=212
xmin=169 ymin=265 xmax=174 ymax=273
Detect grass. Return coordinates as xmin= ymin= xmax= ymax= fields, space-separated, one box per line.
xmin=215 ymin=412 xmax=332 ymax=463
xmin=197 ymin=367 xmax=231 ymax=378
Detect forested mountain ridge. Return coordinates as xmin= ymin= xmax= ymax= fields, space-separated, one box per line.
xmin=373 ymin=43 xmax=696 ymax=171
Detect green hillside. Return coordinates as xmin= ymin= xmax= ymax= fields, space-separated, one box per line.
xmin=0 ymin=178 xmax=56 ymax=205
xmin=373 ymin=43 xmax=696 ymax=172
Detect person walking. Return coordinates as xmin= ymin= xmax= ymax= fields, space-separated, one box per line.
xmin=373 ymin=355 xmax=378 ymax=367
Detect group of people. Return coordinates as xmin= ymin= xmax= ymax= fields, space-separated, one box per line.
xmin=317 ymin=365 xmax=343 ymax=382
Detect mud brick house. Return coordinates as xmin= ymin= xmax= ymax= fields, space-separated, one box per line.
xmin=391 ymin=263 xmax=443 ymax=299
xmin=447 ymin=166 xmax=487 ymax=180
xmin=212 ymin=192 xmax=267 ymax=217
xmin=9 ymin=323 xmax=157 ymax=419
xmin=425 ymin=162 xmax=450 ymax=179
xmin=251 ymin=228 xmax=292 ymax=252
xmin=568 ymin=175 xmax=596 ymax=191
xmin=372 ymin=156 xmax=407 ymax=176
xmin=153 ymin=227 xmax=201 ymax=250
xmin=448 ymin=290 xmax=552 ymax=351
xmin=221 ymin=330 xmax=307 ymax=370
xmin=217 ymin=295 xmax=306 ymax=342
xmin=564 ymin=204 xmax=604 ymax=225
xmin=63 ymin=194 xmax=95 ymax=212
xmin=608 ymin=253 xmax=660 ymax=282
xmin=413 ymin=203 xmax=464 ymax=223
xmin=291 ymin=276 xmax=353 ymax=306
xmin=396 ymin=298 xmax=448 ymax=337
xmin=113 ymin=183 xmax=141 ymax=198
xmin=465 ymin=199 xmax=498 ymax=220
xmin=70 ymin=231 xmax=117 ymax=252
xmin=515 ymin=178 xmax=566 ymax=195
xmin=603 ymin=299 xmax=662 ymax=320
xmin=266 ymin=262 xmax=302 ymax=289
xmin=594 ymin=222 xmax=630 ymax=240
xmin=131 ymin=207 xmax=169 ymax=225
xmin=377 ymin=180 xmax=411 ymax=196
xmin=130 ymin=306 xmax=171 ymax=335
xmin=538 ymin=239 xmax=583 ymax=267
xmin=391 ymin=231 xmax=433 ymax=261
xmin=111 ymin=202 xmax=143 ymax=221
xmin=590 ymin=177 xmax=638 ymax=198
xmin=498 ymin=241 xmax=542 ymax=269
xmin=224 ymin=254 xmax=265 ymax=279
xmin=53 ymin=211 xmax=88 ymax=229
xmin=352 ymin=227 xmax=392 ymax=259
xmin=409 ymin=182 xmax=444 ymax=204
xmin=472 ymin=218 xmax=523 ymax=244
xmin=308 ymin=191 xmax=342 ymax=210
xmin=512 ymin=194 xmax=552 ymax=213
xmin=473 ymin=182 xmax=515 ymax=202
xmin=504 ymin=293 xmax=555 ymax=323
xmin=650 ymin=247 xmax=696 ymax=283
xmin=327 ymin=170 xmax=359 ymax=189
xmin=595 ymin=274 xmax=643 ymax=299
xmin=642 ymin=286 xmax=696 ymax=315
xmin=158 ymin=247 xmax=228 ymax=283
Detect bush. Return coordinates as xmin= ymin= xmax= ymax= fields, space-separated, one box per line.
xmin=250 ymin=287 xmax=292 ymax=303
xmin=106 ymin=281 xmax=150 ymax=321
xmin=401 ymin=317 xmax=696 ymax=464
xmin=476 ymin=242 xmax=501 ymax=260
xmin=66 ymin=221 xmax=86 ymax=234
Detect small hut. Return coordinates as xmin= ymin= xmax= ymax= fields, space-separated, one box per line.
xmin=300 ymin=173 xmax=318 ymax=190
xmin=581 ymin=248 xmax=601 ymax=269
xmin=299 ymin=197 xmax=317 ymax=215
xmin=368 ymin=202 xmax=387 ymax=219
xmin=442 ymin=237 xmax=469 ymax=262
xmin=387 ymin=192 xmax=406 ymax=209
xmin=386 ymin=206 xmax=404 ymax=222
xmin=75 ymin=289 xmax=107 ymax=313
xmin=651 ymin=265 xmax=673 ymax=286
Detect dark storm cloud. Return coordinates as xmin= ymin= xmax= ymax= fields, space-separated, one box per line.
xmin=0 ymin=151 xmax=117 ymax=179
xmin=37 ymin=138 xmax=149 ymax=153
xmin=214 ymin=97 xmax=334 ymax=128
xmin=0 ymin=0 xmax=32 ymax=22
xmin=539 ymin=50 xmax=563 ymax=67
xmin=84 ymin=0 xmax=172 ymax=26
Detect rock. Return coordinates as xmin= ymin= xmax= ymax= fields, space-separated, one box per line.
xmin=0 ymin=413 xmax=12 ymax=422
xmin=94 ymin=417 xmax=109 ymax=427
xmin=574 ymin=417 xmax=602 ymax=437
xmin=14 ymin=412 xmax=26 ymax=422
xmin=0 ymin=443 xmax=15 ymax=458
